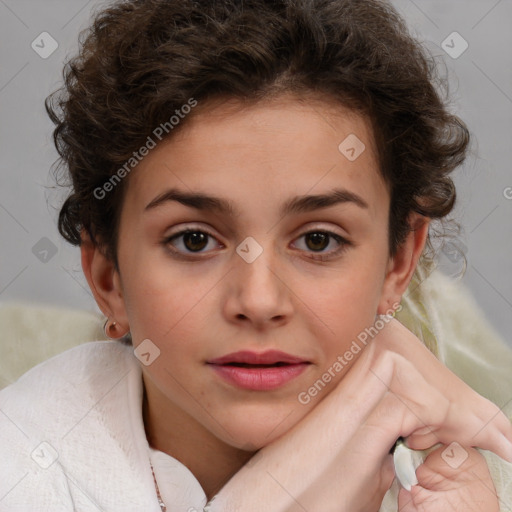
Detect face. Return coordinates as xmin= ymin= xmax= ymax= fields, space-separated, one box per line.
xmin=107 ymin=96 xmax=400 ymax=449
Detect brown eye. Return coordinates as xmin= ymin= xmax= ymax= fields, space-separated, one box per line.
xmin=164 ymin=229 xmax=219 ymax=255
xmin=292 ymin=230 xmax=350 ymax=261
xmin=182 ymin=231 xmax=208 ymax=252
xmin=304 ymin=232 xmax=329 ymax=251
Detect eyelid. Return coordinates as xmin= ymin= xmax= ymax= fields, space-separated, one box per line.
xmin=165 ymin=224 xmax=219 ymax=240
xmin=294 ymin=222 xmax=349 ymax=239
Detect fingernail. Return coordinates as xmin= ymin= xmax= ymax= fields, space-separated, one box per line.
xmin=393 ymin=441 xmax=418 ymax=491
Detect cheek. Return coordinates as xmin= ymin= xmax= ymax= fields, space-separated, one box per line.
xmin=297 ymin=266 xmax=383 ymax=322
xmin=291 ymin=266 xmax=385 ymax=361
xmin=120 ymin=253 xmax=223 ymax=344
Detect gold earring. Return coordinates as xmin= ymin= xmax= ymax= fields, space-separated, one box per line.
xmin=104 ymin=318 xmax=125 ymax=340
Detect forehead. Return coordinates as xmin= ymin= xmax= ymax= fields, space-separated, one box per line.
xmin=123 ymin=95 xmax=388 ymax=219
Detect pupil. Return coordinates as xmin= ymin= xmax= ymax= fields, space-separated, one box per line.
xmin=184 ymin=231 xmax=207 ymax=251
xmin=306 ymin=232 xmax=328 ymax=251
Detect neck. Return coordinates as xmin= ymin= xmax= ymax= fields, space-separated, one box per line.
xmin=142 ymin=374 xmax=254 ymax=500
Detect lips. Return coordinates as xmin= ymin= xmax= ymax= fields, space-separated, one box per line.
xmin=207 ymin=350 xmax=311 ymax=391
xmin=207 ymin=350 xmax=308 ymax=366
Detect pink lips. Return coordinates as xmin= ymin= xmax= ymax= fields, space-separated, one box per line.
xmin=207 ymin=350 xmax=310 ymax=391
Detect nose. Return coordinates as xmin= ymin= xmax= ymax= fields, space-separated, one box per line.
xmin=223 ymin=244 xmax=294 ymax=329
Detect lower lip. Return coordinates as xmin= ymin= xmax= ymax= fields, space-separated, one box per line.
xmin=208 ymin=363 xmax=309 ymax=391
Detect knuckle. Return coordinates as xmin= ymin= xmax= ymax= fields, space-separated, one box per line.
xmin=370 ymin=349 xmax=416 ymax=384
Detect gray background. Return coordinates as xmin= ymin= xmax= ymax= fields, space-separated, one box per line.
xmin=0 ymin=0 xmax=511 ymax=345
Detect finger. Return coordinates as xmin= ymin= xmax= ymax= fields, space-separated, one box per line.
xmin=466 ymin=406 xmax=512 ymax=462
xmin=360 ymin=350 xmax=450 ymax=440
xmin=418 ymin=446 xmax=497 ymax=488
xmin=406 ymin=403 xmax=512 ymax=463
xmin=410 ymin=448 xmax=500 ymax=512
xmin=375 ymin=319 xmax=512 ymax=461
xmin=334 ymin=343 xmax=452 ymax=459
xmin=415 ymin=457 xmax=450 ymax=490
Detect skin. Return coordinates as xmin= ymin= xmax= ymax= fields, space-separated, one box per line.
xmin=81 ymin=95 xmax=506 ymax=508
xmin=207 ymin=317 xmax=508 ymax=511
xmin=399 ymin=447 xmax=500 ymax=512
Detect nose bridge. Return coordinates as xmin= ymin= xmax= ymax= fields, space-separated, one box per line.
xmin=235 ymin=235 xmax=280 ymax=294
xmin=227 ymin=235 xmax=292 ymax=324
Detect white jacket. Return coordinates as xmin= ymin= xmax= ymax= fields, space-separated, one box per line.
xmin=0 ymin=341 xmax=208 ymax=512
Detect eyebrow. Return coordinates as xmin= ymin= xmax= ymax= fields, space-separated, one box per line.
xmin=144 ymin=187 xmax=369 ymax=216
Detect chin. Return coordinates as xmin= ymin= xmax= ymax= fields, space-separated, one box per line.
xmin=208 ymin=402 xmax=307 ymax=449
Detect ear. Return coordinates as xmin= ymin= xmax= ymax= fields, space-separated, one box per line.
xmin=377 ymin=213 xmax=430 ymax=315
xmin=80 ymin=229 xmax=129 ymax=336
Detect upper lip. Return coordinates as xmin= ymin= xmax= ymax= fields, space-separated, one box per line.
xmin=207 ymin=350 xmax=309 ymax=365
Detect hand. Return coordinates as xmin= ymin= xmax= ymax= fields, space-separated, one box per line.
xmin=398 ymin=445 xmax=499 ymax=512
xmin=210 ymin=318 xmax=512 ymax=512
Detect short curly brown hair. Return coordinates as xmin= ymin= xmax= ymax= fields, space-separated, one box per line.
xmin=46 ymin=0 xmax=469 ymax=271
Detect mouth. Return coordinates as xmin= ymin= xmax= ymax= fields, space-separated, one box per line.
xmin=207 ymin=349 xmax=309 ymax=366
xmin=206 ymin=350 xmax=311 ymax=391
xmin=219 ymin=362 xmax=293 ymax=368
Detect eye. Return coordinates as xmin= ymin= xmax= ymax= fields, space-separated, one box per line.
xmin=163 ymin=228 xmax=221 ymax=255
xmin=292 ymin=230 xmax=350 ymax=261
xmin=162 ymin=227 xmax=350 ymax=261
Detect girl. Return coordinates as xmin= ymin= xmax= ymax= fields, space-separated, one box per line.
xmin=1 ymin=0 xmax=511 ymax=510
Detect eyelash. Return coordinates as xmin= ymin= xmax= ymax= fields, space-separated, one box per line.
xmin=161 ymin=226 xmax=351 ymax=261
